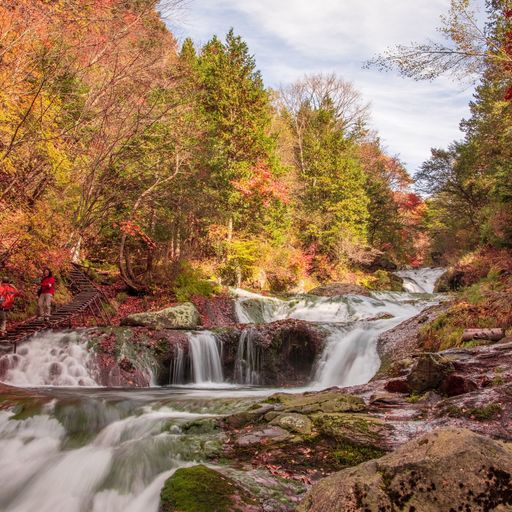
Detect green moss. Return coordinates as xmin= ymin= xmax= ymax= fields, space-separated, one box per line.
xmin=468 ymin=404 xmax=502 ymax=421
xmin=9 ymin=397 xmax=45 ymax=420
xmin=406 ymin=392 xmax=423 ymax=404
xmin=160 ymin=465 xmax=257 ymax=512
xmin=311 ymin=413 xmax=384 ymax=446
xmin=444 ymin=403 xmax=502 ymax=421
xmin=181 ymin=418 xmax=220 ymax=435
xmin=332 ymin=442 xmax=387 ymax=466
xmin=264 ymin=391 xmax=365 ymax=414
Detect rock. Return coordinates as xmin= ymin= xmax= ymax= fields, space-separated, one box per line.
xmin=159 ymin=464 xmax=261 ymax=512
xmin=234 ymin=426 xmax=291 ymax=447
xmin=308 ymin=283 xmax=370 ymax=297
xmin=434 ymin=269 xmax=465 ymax=292
xmin=406 ymin=353 xmax=454 ymax=394
xmin=266 ymin=390 xmax=366 ymax=414
xmin=298 ymin=428 xmax=512 ymax=512
xmin=270 ymin=413 xmax=313 ymax=435
xmin=369 ymin=392 xmax=403 ymax=405
xmin=311 ymin=413 xmax=387 ymax=448
xmin=439 ymin=373 xmax=478 ymax=397
xmin=121 ymin=302 xmax=201 ymax=329
xmin=384 ymin=378 xmax=410 ymax=393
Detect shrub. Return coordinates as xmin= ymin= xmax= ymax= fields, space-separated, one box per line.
xmin=173 ymin=262 xmax=219 ymax=302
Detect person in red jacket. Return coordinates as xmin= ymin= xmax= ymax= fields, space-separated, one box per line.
xmin=38 ymin=268 xmax=55 ymax=322
xmin=0 ymin=277 xmax=18 ymax=336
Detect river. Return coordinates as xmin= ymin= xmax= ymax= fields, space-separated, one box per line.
xmin=0 ymin=268 xmax=443 ymax=511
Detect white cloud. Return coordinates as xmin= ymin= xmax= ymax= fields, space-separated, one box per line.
xmin=169 ymin=0 xmax=479 ymax=173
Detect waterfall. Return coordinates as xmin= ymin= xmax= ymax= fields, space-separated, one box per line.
xmin=395 ymin=267 xmax=445 ymax=294
xmin=169 ymin=345 xmax=185 ymax=385
xmin=234 ymin=329 xmax=262 ymax=385
xmin=0 ymin=399 xmax=214 ymax=512
xmin=187 ymin=332 xmax=224 ymax=384
xmin=0 ymin=332 xmax=99 ymax=387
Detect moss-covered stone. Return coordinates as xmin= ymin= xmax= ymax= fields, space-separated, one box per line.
xmin=121 ymin=302 xmax=200 ymax=329
xmin=159 ymin=465 xmax=260 ymax=512
xmin=311 ymin=413 xmax=385 ymax=447
xmin=265 ymin=390 xmax=365 ymax=414
xmin=270 ymin=413 xmax=313 ymax=435
xmin=298 ymin=428 xmax=512 ymax=512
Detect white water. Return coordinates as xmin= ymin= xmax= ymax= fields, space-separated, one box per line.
xmin=395 ymin=267 xmax=444 ymax=294
xmin=234 ymin=328 xmax=262 ymax=385
xmin=187 ymin=332 xmax=224 ymax=385
xmin=0 ymin=403 xmax=211 ymax=512
xmin=169 ymin=345 xmax=185 ymax=385
xmin=0 ymin=332 xmax=99 ymax=387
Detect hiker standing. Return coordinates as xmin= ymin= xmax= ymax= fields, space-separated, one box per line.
xmin=0 ymin=277 xmax=18 ymax=336
xmin=38 ymin=268 xmax=55 ymax=322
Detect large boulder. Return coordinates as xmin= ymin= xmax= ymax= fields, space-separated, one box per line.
xmin=308 ymin=283 xmax=370 ymax=297
xmin=121 ymin=303 xmax=201 ymax=329
xmin=406 ymin=353 xmax=454 ymax=394
xmin=298 ymin=428 xmax=512 ymax=512
xmin=159 ymin=465 xmax=261 ymax=512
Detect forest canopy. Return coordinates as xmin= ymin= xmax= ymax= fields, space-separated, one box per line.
xmin=3 ymin=0 xmax=509 ymax=297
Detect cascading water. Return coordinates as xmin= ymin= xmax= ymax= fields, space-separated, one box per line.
xmin=187 ymin=332 xmax=224 ymax=384
xmin=169 ymin=345 xmax=185 ymax=385
xmin=0 ymin=268 xmax=444 ymax=511
xmin=395 ymin=267 xmax=445 ymax=294
xmin=0 ymin=331 xmax=99 ymax=387
xmin=0 ymin=396 xmax=219 ymax=512
xmin=234 ymin=328 xmax=262 ymax=385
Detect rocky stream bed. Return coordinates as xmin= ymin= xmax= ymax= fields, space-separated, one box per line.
xmin=0 ymin=269 xmax=511 ymax=511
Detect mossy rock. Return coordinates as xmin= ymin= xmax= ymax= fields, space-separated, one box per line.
xmin=311 ymin=413 xmax=386 ymax=447
xmin=270 ymin=413 xmax=313 ymax=435
xmin=180 ymin=418 xmax=220 ymax=435
xmin=298 ymin=428 xmax=512 ymax=512
xmin=265 ymin=391 xmax=365 ymax=414
xmin=0 ymin=385 xmax=50 ymax=419
xmin=121 ymin=302 xmax=201 ymax=329
xmin=159 ymin=465 xmax=261 ymax=512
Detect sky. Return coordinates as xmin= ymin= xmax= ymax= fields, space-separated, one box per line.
xmin=168 ymin=0 xmax=480 ymax=174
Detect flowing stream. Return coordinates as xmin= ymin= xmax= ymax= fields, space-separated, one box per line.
xmin=0 ymin=268 xmax=443 ymax=511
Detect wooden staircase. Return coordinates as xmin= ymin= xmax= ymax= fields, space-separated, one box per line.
xmin=0 ymin=265 xmax=111 ymax=354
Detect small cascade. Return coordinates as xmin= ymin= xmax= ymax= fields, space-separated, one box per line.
xmin=187 ymin=332 xmax=224 ymax=384
xmin=234 ymin=329 xmax=262 ymax=385
xmin=169 ymin=346 xmax=185 ymax=385
xmin=313 ymin=320 xmax=395 ymax=388
xmin=395 ymin=267 xmax=445 ymax=294
xmin=0 ymin=331 xmax=99 ymax=387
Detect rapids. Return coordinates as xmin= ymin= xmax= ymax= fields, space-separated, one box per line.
xmin=0 ymin=268 xmax=443 ymax=511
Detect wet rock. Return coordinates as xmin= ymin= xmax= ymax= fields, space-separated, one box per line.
xmin=235 ymin=426 xmax=291 ymax=447
xmin=309 ymin=283 xmax=370 ymax=297
xmin=159 ymin=464 xmax=261 ymax=512
xmin=223 ymin=405 xmax=275 ymax=429
xmin=376 ymin=304 xmax=449 ymax=379
xmin=434 ymin=269 xmax=465 ymax=292
xmin=298 ymin=428 xmax=512 ymax=512
xmin=121 ymin=302 xmax=201 ymax=329
xmin=266 ymin=390 xmax=366 ymax=414
xmin=406 ymin=353 xmax=454 ymax=394
xmin=270 ymin=413 xmax=313 ymax=435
